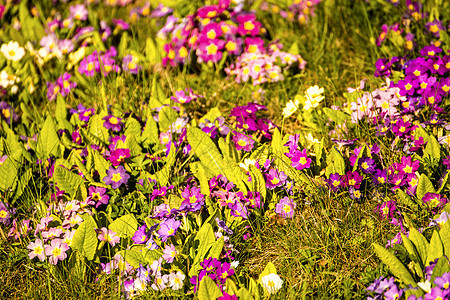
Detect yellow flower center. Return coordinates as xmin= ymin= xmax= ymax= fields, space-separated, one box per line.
xmin=109 ymin=117 xmax=118 ymax=125
xmin=349 ymin=179 xmax=356 ymax=186
xmin=52 ymin=247 xmax=62 ymax=257
xmin=271 ymin=177 xmax=280 ymax=185
xmin=428 ymin=51 xmax=435 ymax=56
xmin=420 ymin=82 xmax=427 ymax=89
xmin=413 ymin=70 xmax=421 ymax=76
xmin=283 ymin=205 xmax=291 ymax=214
xmin=238 ymin=140 xmax=247 ymax=147
xmin=442 ymin=85 xmax=450 ymax=92
xmin=168 ymin=50 xmax=175 ymax=60
xmin=206 ymin=44 xmax=218 ymax=55
xmin=111 ymin=173 xmax=122 ymax=182
xmin=299 ymin=157 xmax=307 ymax=165
xmin=244 ymin=21 xmax=255 ymax=31
xmin=92 ymin=192 xmax=101 ymax=201
xmin=87 ymin=63 xmax=94 ymax=71
xmin=247 ymin=45 xmax=257 ymax=53
xmin=403 ymin=165 xmax=412 ymax=173
xmin=167 ymin=228 xmax=174 ymax=235
xmin=206 ymin=30 xmax=216 ymax=39
xmin=2 ymin=108 xmax=11 ymax=119
xmin=34 ymin=245 xmax=44 ymax=254
xmin=430 ymin=24 xmax=439 ymax=33
xmin=179 ymin=47 xmax=188 ymax=58
xmin=0 ymin=210 xmax=7 ymax=218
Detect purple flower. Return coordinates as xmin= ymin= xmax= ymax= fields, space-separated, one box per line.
xmin=122 ymin=54 xmax=140 ymax=74
xmin=359 ymin=157 xmax=376 ymax=174
xmin=103 ymin=115 xmax=123 ymax=132
xmin=158 ymin=218 xmax=180 ymax=242
xmin=275 ymin=197 xmax=296 ymax=218
xmin=108 ymin=148 xmax=130 ymax=166
xmin=376 ymin=200 xmax=397 ymax=220
xmin=112 ymin=19 xmax=129 ymax=30
xmin=103 ymin=166 xmax=130 ymax=189
xmin=265 ymin=169 xmax=287 ymax=189
xmin=345 ymin=171 xmax=363 ymax=189
xmin=56 ymin=73 xmax=77 ymax=97
xmin=162 ymin=244 xmax=177 ymax=263
xmin=180 ymin=186 xmax=205 ymax=212
xmin=87 ymin=186 xmax=109 ymax=208
xmin=70 ymin=104 xmax=95 ymax=122
xmin=0 ymin=201 xmax=15 ymax=225
xmin=132 ymin=225 xmax=150 ymax=244
xmin=423 ymin=193 xmax=448 ymax=212
xmin=69 ymin=4 xmax=88 ymax=21
xmin=383 ymin=284 xmax=402 ymax=300
xmin=434 ymin=272 xmax=450 ymax=290
xmin=327 ymin=173 xmax=342 ymax=192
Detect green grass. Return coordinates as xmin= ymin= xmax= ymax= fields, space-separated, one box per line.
xmin=0 ymin=0 xmax=436 ymax=298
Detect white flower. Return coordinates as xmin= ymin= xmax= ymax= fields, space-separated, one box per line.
xmin=239 ymin=158 xmax=256 ymax=171
xmin=304 ymin=85 xmax=324 ymax=110
xmin=230 ymin=260 xmax=239 ymax=268
xmin=168 ymin=271 xmax=185 ymax=290
xmin=0 ymin=71 xmax=16 ymax=88
xmin=417 ymin=280 xmax=431 ymax=293
xmin=282 ymin=99 xmax=300 ymax=118
xmin=261 ymin=273 xmax=283 ymax=294
xmin=1 ymin=41 xmax=26 ymax=61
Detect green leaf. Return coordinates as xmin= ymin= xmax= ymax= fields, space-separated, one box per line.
xmin=438 ymin=172 xmax=450 ymax=193
xmin=401 ymin=232 xmax=423 ymax=277
xmin=145 ymin=37 xmax=160 ymax=64
xmin=54 ymin=166 xmax=84 ymax=197
xmin=424 ymin=135 xmax=441 ymax=161
xmin=124 ymin=117 xmax=142 ymax=143
xmin=71 ymin=214 xmax=98 ymax=260
xmin=189 ymin=223 xmax=216 ymax=277
xmin=237 ymin=287 xmax=253 ymax=300
xmin=155 ymin=142 xmax=176 ymax=186
xmin=109 ymin=214 xmax=139 ymax=238
xmin=141 ymin=115 xmax=159 ymax=148
xmin=207 ymin=236 xmax=224 ymax=260
xmin=187 ymin=127 xmax=224 ymax=177
xmin=37 ymin=116 xmax=60 ymax=159
xmin=426 ymin=230 xmax=443 ymax=266
xmin=439 ymin=221 xmax=450 ymax=259
xmin=124 ymin=134 xmax=142 ymax=156
xmin=409 ymin=228 xmax=429 ymax=267
xmin=372 ymin=243 xmax=416 ymax=286
xmin=249 ymin=278 xmax=261 ymax=300
xmin=430 ymin=256 xmax=450 ymax=283
xmin=88 ymin=114 xmax=109 ymax=145
xmin=326 ymin=147 xmax=346 ymax=176
xmin=258 ymin=262 xmax=278 ymax=284
xmin=351 ymin=144 xmax=369 ymax=172
xmin=0 ymin=156 xmax=18 ymax=192
xmin=198 ymin=276 xmax=223 ymax=300
xmin=416 ymin=174 xmax=436 ymax=202
xmin=92 ymin=149 xmax=110 ymax=180
xmin=249 ymin=165 xmax=266 ymax=200
xmin=323 ymin=107 xmax=349 ymax=125
xmin=190 ymin=162 xmax=211 ymax=198
xmin=225 ymin=279 xmax=239 ymax=296
xmin=158 ymin=106 xmax=178 ymax=132
xmin=122 ymin=248 xmax=146 ymax=268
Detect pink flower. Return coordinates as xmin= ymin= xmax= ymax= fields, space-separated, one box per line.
xmin=237 ymin=15 xmax=261 ymax=36
xmin=98 ymin=227 xmax=120 ymax=246
xmin=45 ymin=239 xmax=70 ymax=265
xmin=162 ymin=244 xmax=177 ymax=263
xmin=27 ymin=239 xmax=46 ymax=261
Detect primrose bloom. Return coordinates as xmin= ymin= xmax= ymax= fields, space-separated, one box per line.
xmin=56 ymin=73 xmax=77 ymax=97
xmin=162 ymin=244 xmax=178 ymax=263
xmin=260 ymin=273 xmax=283 ymax=294
xmin=103 ymin=115 xmax=123 ymax=132
xmin=275 ymin=197 xmax=296 ymax=218
xmin=304 ymin=85 xmax=324 ymax=110
xmin=123 ymin=54 xmax=140 ymax=74
xmin=98 ymin=227 xmax=120 ymax=246
xmin=168 ymin=271 xmax=185 ymax=290
xmin=158 ymin=218 xmax=180 ymax=242
xmin=232 ymin=132 xmax=254 ymax=151
xmin=282 ymin=99 xmax=300 ymax=118
xmin=45 ymin=239 xmax=70 ymax=265
xmin=87 ymin=186 xmax=109 ymax=208
xmin=1 ymin=41 xmax=25 ymax=61
xmin=27 ymin=238 xmax=46 ymax=261
xmin=69 ymin=4 xmax=88 ymax=21
xmin=103 ymin=166 xmax=130 ymax=189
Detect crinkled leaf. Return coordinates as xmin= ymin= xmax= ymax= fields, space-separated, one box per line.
xmin=409 ymin=228 xmax=429 ymax=268
xmin=372 ymin=243 xmax=416 ymax=286
xmin=426 ymin=230 xmax=443 ymax=266
xmin=189 ymin=223 xmax=216 ymax=277
xmin=54 ymin=166 xmax=84 ymax=197
xmin=71 ymin=214 xmax=98 ymax=260
xmin=439 ymin=222 xmax=450 ymax=258
xmin=187 ymin=127 xmax=224 ymax=177
xmin=37 ymin=116 xmax=60 ymax=159
xmin=249 ymin=165 xmax=266 ymax=200
xmin=416 ymin=174 xmax=436 ymax=202
xmin=198 ymin=276 xmax=223 ymax=300
xmin=158 ymin=106 xmax=178 ymax=132
xmin=109 ymin=214 xmax=139 ymax=238
xmin=88 ymin=114 xmax=109 ymax=145
xmin=141 ymin=115 xmax=159 ymax=148
xmin=0 ymin=156 xmax=18 ymax=192
xmin=323 ymin=107 xmax=349 ymax=125
xmin=430 ymin=256 xmax=450 ymax=284
xmin=124 ymin=117 xmax=142 ymax=143
xmin=326 ymin=147 xmax=346 ymax=176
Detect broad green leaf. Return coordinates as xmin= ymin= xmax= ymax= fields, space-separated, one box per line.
xmin=142 ymin=247 xmax=163 ymax=264
xmin=71 ymin=214 xmax=98 ymax=260
xmin=426 ymin=230 xmax=443 ymax=266
xmin=409 ymin=228 xmax=429 ymax=268
xmin=155 ymin=142 xmax=176 ymax=186
xmin=158 ymin=106 xmax=178 ymax=132
xmin=124 ymin=134 xmax=142 ymax=156
xmin=198 ymin=276 xmax=223 ymax=300
xmin=6 ymin=130 xmax=25 ymax=162
xmin=401 ymin=233 xmax=423 ymax=275
xmin=109 ymin=214 xmax=139 ymax=238
xmin=88 ymin=114 xmax=109 ymax=145
xmin=207 ymin=236 xmax=224 ymax=260
xmin=249 ymin=165 xmax=266 ymax=200
xmin=190 ymin=162 xmax=211 ymax=198
xmin=124 ymin=117 xmax=142 ymax=143
xmin=237 ymin=288 xmax=253 ymax=300
xmin=372 ymin=243 xmax=416 ymax=286
xmin=145 ymin=37 xmax=161 ymax=64
xmin=122 ymin=248 xmax=145 ymax=268
xmin=187 ymin=127 xmax=224 ymax=177
xmin=54 ymin=166 xmax=84 ymax=197
xmin=189 ymin=223 xmax=216 ymax=277
xmin=439 ymin=222 xmax=450 ymax=258
xmin=225 ymin=279 xmax=239 ymax=295
xmin=92 ymin=149 xmax=110 ymax=180
xmin=68 ymin=251 xmax=86 ymax=281
xmin=37 ymin=116 xmax=60 ymax=159
xmin=249 ymin=278 xmax=261 ymax=300
xmin=326 ymin=147 xmax=346 ymax=176
xmin=258 ymin=262 xmax=278 ymax=284
xmin=222 ymin=156 xmax=248 ymax=193
xmin=141 ymin=115 xmax=159 ymax=148
xmin=323 ymin=107 xmax=349 ymax=125
xmin=423 ymin=135 xmax=441 ymax=161
xmin=0 ymin=156 xmax=18 ymax=192
xmin=416 ymin=174 xmax=436 ymax=202
xmin=430 ymin=256 xmax=450 ymax=283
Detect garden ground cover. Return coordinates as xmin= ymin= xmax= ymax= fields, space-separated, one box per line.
xmin=0 ymin=0 xmax=450 ymax=299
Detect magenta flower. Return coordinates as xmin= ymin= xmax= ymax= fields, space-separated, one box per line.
xmin=423 ymin=193 xmax=448 ymax=212
xmin=87 ymin=186 xmax=109 ymax=208
xmin=78 ymin=55 xmax=98 ymax=77
xmin=103 ymin=166 xmax=130 ymax=189
xmin=158 ymin=218 xmax=180 ymax=242
xmin=98 ymin=227 xmax=120 ymax=246
xmin=112 ymin=19 xmax=129 ymax=30
xmin=236 ymin=15 xmax=261 ymax=36
xmin=108 ymin=148 xmax=130 ymax=166
xmin=327 ymin=173 xmax=342 ymax=192
xmin=197 ymin=37 xmax=225 ymax=63
xmin=132 ymin=225 xmax=150 ymax=244
xmin=376 ymin=200 xmax=397 ymax=220
xmin=70 ymin=104 xmax=95 ymax=122
xmin=232 ymin=132 xmax=254 ymax=151
xmin=345 ymin=171 xmax=363 ymax=189
xmin=45 ymin=239 xmax=70 ymax=265
xmin=180 ymin=186 xmax=205 ymax=212
xmin=103 ymin=115 xmax=123 ymax=132
xmin=288 ymin=148 xmax=311 ymax=170
xmin=122 ymin=54 xmax=140 ymax=74
xmin=265 ymin=168 xmax=287 ymax=189
xmin=0 ymin=201 xmax=14 ymax=225
xmin=275 ymin=197 xmax=296 ymax=218
xmin=56 ymin=73 xmax=77 ymax=97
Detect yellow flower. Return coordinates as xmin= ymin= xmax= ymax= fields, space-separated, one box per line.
xmin=1 ymin=41 xmax=26 ymax=61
